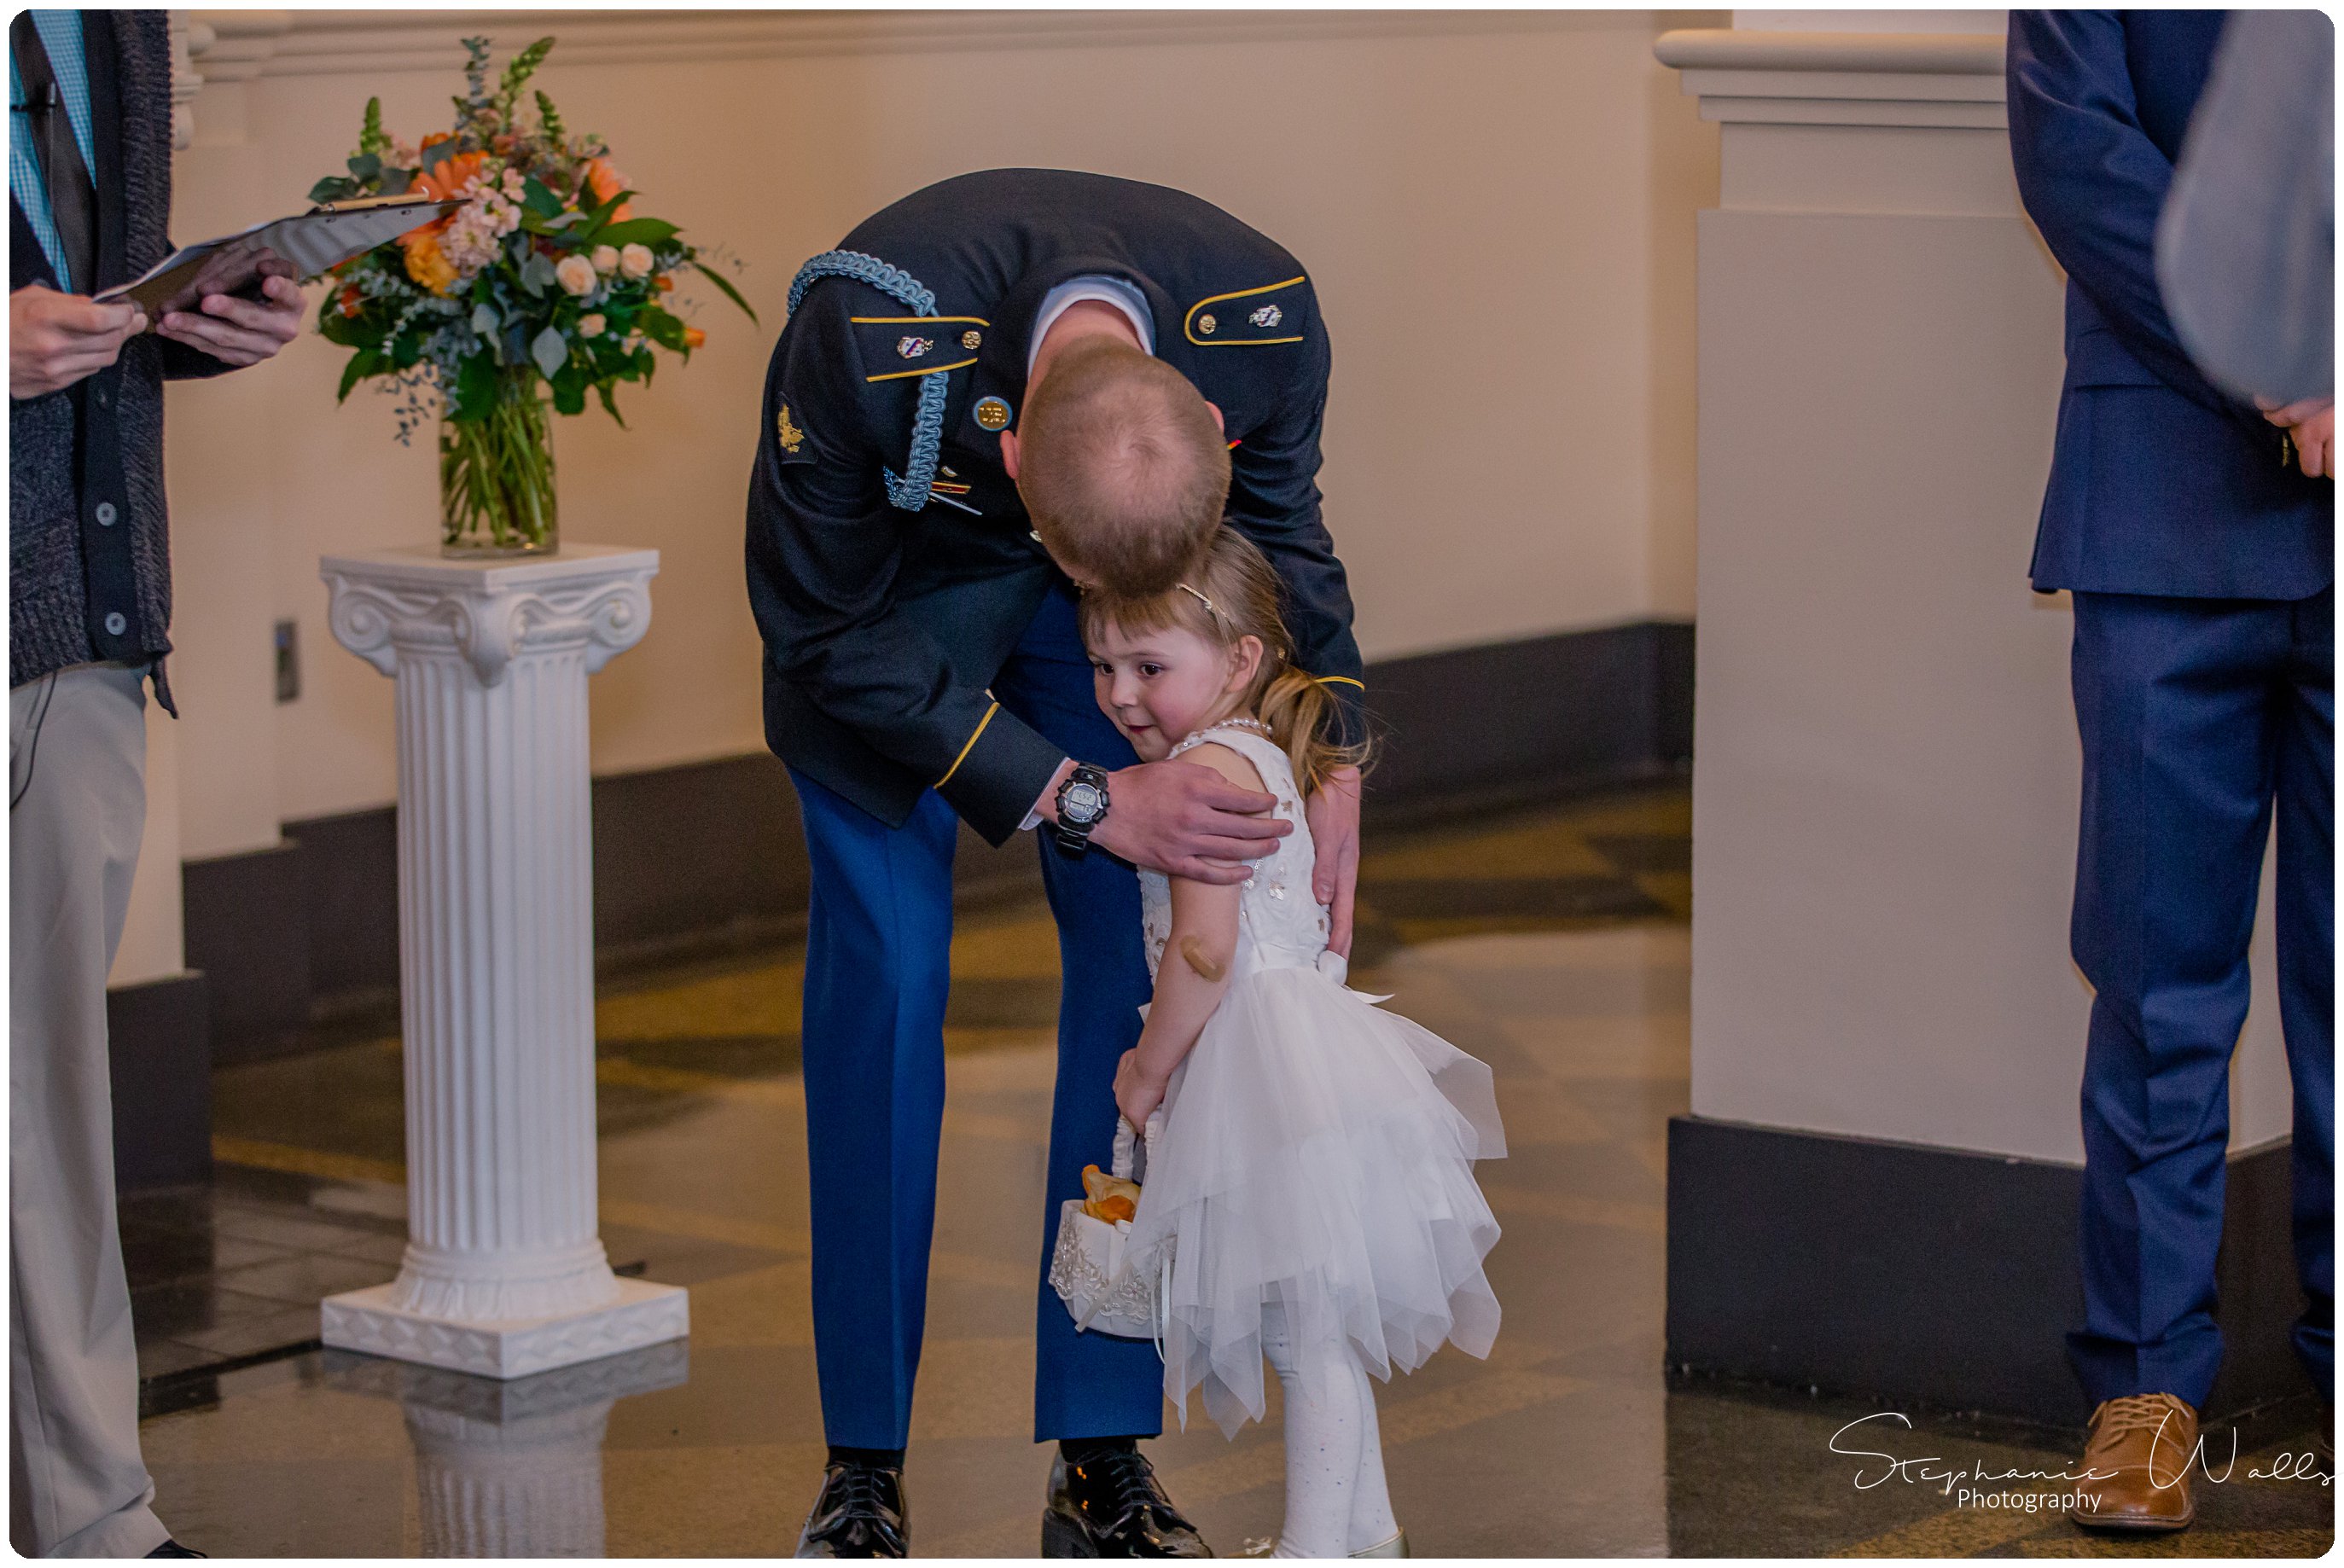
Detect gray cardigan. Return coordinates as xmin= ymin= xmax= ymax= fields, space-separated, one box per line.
xmin=9 ymin=9 xmax=233 ymax=697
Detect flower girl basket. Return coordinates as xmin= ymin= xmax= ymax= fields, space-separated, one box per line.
xmin=1048 ymin=1112 xmax=1169 ymax=1342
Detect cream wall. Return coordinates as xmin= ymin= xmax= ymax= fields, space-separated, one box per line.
xmin=156 ymin=9 xmax=1723 ymax=867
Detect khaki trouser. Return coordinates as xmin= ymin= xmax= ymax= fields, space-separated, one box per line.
xmin=9 ymin=662 xmax=168 ymax=1558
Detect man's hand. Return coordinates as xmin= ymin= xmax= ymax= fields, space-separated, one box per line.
xmin=155 ymin=264 xmax=305 ymax=368
xmin=1306 ymin=764 xmax=1363 ymax=958
xmin=10 ymin=285 xmax=146 ymax=399
xmin=1113 ymin=1048 xmax=1169 ymax=1130
xmin=1087 ymin=758 xmax=1290 ymax=884
xmin=2261 ymin=395 xmax=2335 ymax=479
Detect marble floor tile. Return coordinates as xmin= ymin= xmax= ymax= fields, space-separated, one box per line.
xmin=126 ymin=787 xmax=2328 ymax=1556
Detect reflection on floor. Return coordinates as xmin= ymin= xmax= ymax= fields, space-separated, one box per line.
xmin=130 ymin=787 xmax=2332 ymax=1556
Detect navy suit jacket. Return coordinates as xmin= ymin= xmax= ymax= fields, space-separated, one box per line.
xmin=745 ymin=170 xmax=1363 ymax=843
xmin=2007 ymin=10 xmax=2331 ymax=599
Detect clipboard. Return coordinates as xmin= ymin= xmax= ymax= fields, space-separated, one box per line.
xmin=96 ymin=194 xmax=462 ymax=322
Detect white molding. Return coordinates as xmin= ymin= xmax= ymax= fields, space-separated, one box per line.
xmin=185 ymin=8 xmax=1636 ymax=79
xmin=1656 ymin=26 xmax=2006 ymax=130
xmin=1655 ymin=28 xmax=2003 ymax=75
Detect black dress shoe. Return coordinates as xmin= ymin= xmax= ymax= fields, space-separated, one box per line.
xmin=1043 ymin=1448 xmax=1211 ymax=1557
xmin=795 ymin=1460 xmax=909 ymax=1558
xmin=145 ymin=1543 xmax=205 ymax=1559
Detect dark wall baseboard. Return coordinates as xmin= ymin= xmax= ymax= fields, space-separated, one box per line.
xmin=1666 ymin=1113 xmax=2314 ymax=1429
xmin=184 ymin=618 xmax=1694 ymax=1061
xmin=107 ymin=973 xmax=212 ymax=1190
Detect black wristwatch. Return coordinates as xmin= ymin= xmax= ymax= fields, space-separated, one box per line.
xmin=1052 ymin=763 xmax=1111 ymax=857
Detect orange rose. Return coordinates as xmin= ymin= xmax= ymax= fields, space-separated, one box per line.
xmin=582 ymin=157 xmax=632 ymax=224
xmin=400 ymin=232 xmax=457 ymax=295
xmin=683 ymin=326 xmax=706 ymax=350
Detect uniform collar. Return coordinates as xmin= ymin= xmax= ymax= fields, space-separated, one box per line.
xmin=957 ymin=255 xmax=1186 ymax=456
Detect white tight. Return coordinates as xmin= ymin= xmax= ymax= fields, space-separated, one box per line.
xmin=1259 ymin=1303 xmax=1399 ymax=1558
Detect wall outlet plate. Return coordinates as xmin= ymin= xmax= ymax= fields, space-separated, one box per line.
xmin=274 ymin=619 xmax=299 ymax=703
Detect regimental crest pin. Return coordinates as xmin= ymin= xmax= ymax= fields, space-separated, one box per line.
xmin=1248 ymin=304 xmax=1283 ymax=328
xmin=776 ymin=404 xmax=806 ymax=454
xmin=962 ymin=329 xmax=982 ymax=351
xmin=1197 ymin=313 xmax=1218 ymax=335
xmin=974 ymin=395 xmax=1012 ymax=432
xmin=898 ymin=336 xmax=934 ymax=359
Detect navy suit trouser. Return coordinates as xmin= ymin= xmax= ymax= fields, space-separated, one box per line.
xmin=788 ymin=584 xmax=1165 ymax=1449
xmin=2064 ymin=586 xmax=2334 ymax=1409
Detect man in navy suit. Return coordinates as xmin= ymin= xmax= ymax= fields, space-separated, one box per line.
xmin=2009 ymin=9 xmax=2333 ymax=1534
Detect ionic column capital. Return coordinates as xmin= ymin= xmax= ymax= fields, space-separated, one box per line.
xmin=321 ymin=544 xmax=659 ymax=687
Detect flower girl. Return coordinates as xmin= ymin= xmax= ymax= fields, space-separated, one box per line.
xmin=1079 ymin=526 xmax=1505 ymax=1559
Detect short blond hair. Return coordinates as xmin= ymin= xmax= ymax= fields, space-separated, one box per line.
xmin=1017 ymin=339 xmax=1230 ymax=596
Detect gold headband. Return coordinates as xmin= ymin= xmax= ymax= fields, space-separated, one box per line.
xmin=1178 ymin=583 xmax=1221 ymax=619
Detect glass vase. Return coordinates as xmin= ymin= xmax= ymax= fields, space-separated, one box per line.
xmin=439 ymin=369 xmax=558 ymax=557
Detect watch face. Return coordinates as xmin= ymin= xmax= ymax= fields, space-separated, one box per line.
xmin=1063 ymin=781 xmax=1104 ymax=824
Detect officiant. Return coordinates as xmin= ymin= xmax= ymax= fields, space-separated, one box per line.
xmin=744 ymin=167 xmax=1366 ymax=1558
xmin=9 ymin=9 xmax=305 ymax=1559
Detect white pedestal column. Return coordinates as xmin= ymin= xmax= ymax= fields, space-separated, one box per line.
xmin=316 ymin=543 xmax=687 ymax=1379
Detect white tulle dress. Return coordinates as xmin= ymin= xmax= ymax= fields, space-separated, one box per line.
xmin=1127 ymin=721 xmax=1506 ymax=1438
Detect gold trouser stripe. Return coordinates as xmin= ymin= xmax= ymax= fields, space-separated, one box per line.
xmin=1315 ymin=675 xmax=1365 ymax=691
xmin=935 ymin=702 xmax=999 ymax=788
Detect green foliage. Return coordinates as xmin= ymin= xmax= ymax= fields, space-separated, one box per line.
xmin=691 ymin=258 xmax=757 ymax=326
xmin=591 ymin=218 xmax=680 ymax=250
xmin=535 ymin=90 xmax=566 ymax=144
xmin=497 ymin=38 xmax=555 ymax=118
xmin=358 ymin=96 xmax=392 ymax=159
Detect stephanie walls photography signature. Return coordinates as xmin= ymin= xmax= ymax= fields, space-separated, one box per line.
xmin=1829 ymin=1412 xmax=2335 ymax=1500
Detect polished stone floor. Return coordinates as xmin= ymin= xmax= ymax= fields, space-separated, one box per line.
xmin=127 ymin=787 xmax=2332 ymax=1555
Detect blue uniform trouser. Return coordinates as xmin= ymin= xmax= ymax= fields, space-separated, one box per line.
xmin=789 ymin=584 xmax=1166 ymax=1449
xmin=2064 ymin=586 xmax=2334 ymax=1410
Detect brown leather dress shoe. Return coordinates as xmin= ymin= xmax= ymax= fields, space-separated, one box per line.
xmin=2068 ymin=1393 xmax=2199 ymax=1532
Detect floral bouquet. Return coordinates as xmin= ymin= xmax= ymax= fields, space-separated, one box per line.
xmin=311 ymin=37 xmax=754 ymax=555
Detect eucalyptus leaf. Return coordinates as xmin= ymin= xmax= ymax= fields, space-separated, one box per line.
xmin=379 ymin=167 xmax=413 ymax=197
xmin=347 ymin=152 xmax=381 ymax=182
xmin=521 ymin=253 xmax=558 ymax=296
xmin=521 ymin=177 xmax=561 ymax=220
xmin=470 ymin=304 xmax=498 ymax=336
xmin=532 ymin=326 xmax=569 ymax=380
xmin=308 ymin=176 xmax=360 ymax=204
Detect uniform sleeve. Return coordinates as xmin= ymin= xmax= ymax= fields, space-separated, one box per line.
xmin=743 ymin=284 xmax=1064 ymax=843
xmin=1223 ymin=298 xmax=1368 ymax=752
xmin=2004 ymin=11 xmax=2254 ymax=422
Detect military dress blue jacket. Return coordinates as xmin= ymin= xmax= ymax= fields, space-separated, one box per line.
xmin=745 ymin=169 xmax=1364 ymax=843
xmin=2007 ymin=10 xmax=2332 ymax=600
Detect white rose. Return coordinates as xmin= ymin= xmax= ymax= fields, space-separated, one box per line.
xmin=591 ymin=244 xmax=619 ymax=274
xmin=555 ymin=255 xmax=597 ymax=297
xmin=579 ymin=313 xmax=606 ymax=339
xmin=619 ymin=243 xmax=654 ymax=279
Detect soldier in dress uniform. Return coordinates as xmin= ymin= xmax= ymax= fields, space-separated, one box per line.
xmin=2009 ymin=11 xmax=2334 ymax=1536
xmin=744 ymin=168 xmax=1369 ymax=1558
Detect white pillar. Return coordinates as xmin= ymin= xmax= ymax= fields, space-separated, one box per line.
xmin=316 ymin=543 xmax=686 ymax=1378
xmin=1655 ymin=19 xmax=2292 ymax=1162
xmin=324 ymin=1339 xmax=689 ymax=1555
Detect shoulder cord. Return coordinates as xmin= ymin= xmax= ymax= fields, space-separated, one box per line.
xmin=787 ymin=248 xmax=945 ymax=513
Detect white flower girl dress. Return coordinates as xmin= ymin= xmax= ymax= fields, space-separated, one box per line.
xmin=1126 ymin=720 xmax=1507 ymax=1439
